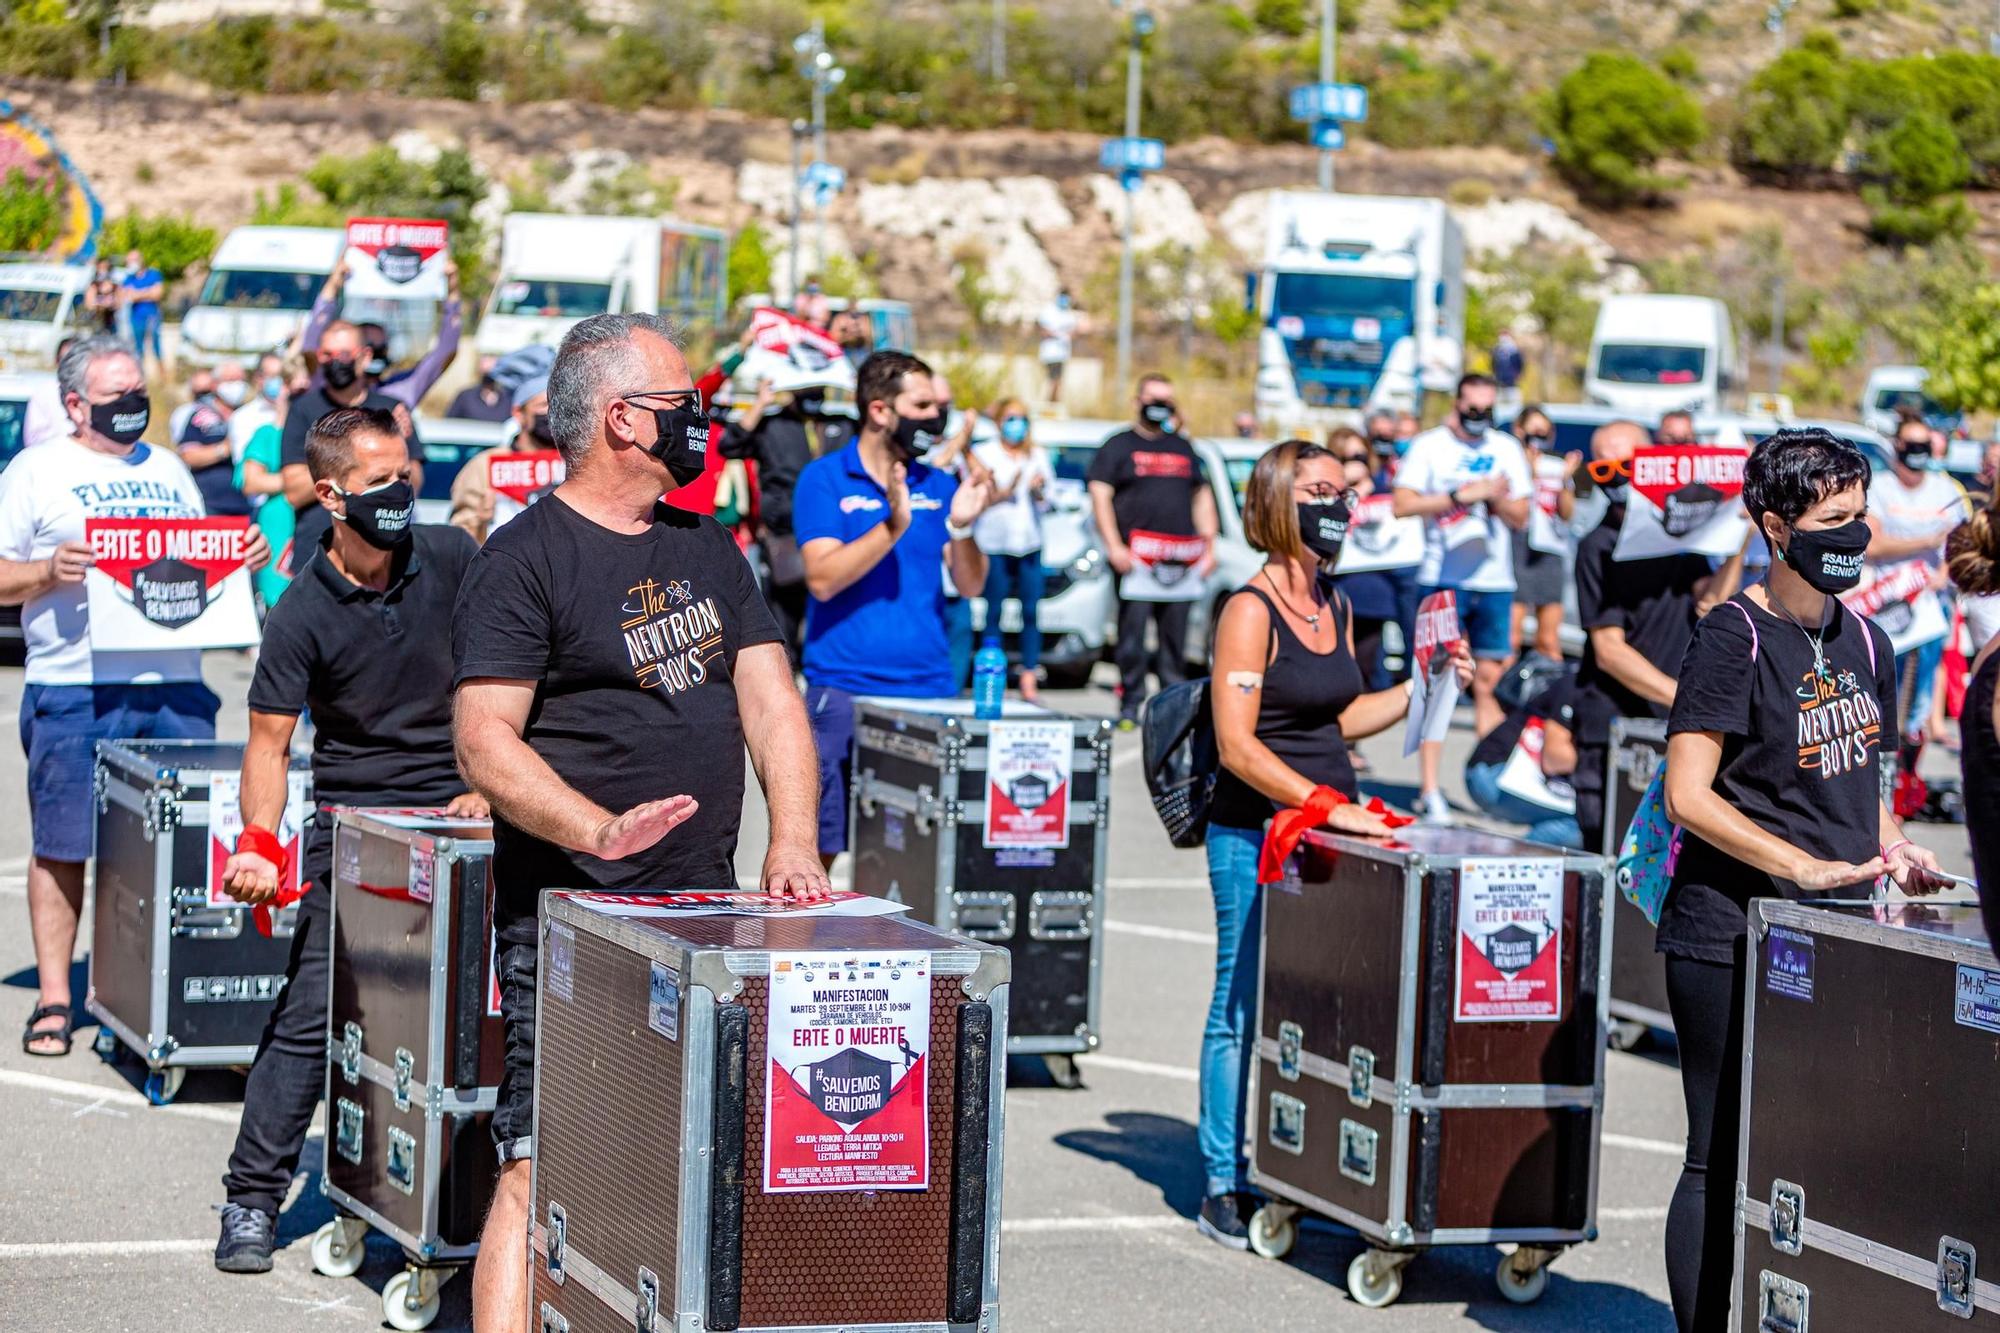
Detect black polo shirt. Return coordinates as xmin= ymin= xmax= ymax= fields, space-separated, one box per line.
xmin=248 ymin=524 xmax=475 ymax=808
xmin=281 ymin=385 xmax=422 ymax=566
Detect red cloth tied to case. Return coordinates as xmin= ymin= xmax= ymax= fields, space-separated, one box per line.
xmin=1258 ymin=787 xmax=1413 ymax=885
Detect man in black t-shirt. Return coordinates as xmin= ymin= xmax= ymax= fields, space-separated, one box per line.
xmin=1465 ymin=671 xmax=1581 ymax=848
xmin=210 ymin=407 xmax=483 ymax=1275
xmin=279 ymin=321 xmax=424 ymax=573
xmin=1087 ymin=373 xmax=1220 ymax=725
xmin=1572 ymin=420 xmax=1746 ymax=849
xmin=452 ymin=312 xmax=826 ymax=1333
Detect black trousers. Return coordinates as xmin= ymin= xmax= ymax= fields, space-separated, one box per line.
xmin=222 ymin=827 xmax=332 ymax=1218
xmin=1115 ymin=596 xmax=1192 ymax=715
xmin=1663 ymin=940 xmax=1746 ymax=1333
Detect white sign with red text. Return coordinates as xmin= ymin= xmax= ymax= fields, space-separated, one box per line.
xmin=205 ymin=769 xmax=310 ymax=908
xmin=1333 ymin=492 xmax=1425 ymax=573
xmin=1455 ymin=856 xmax=1564 ymax=1023
xmin=554 ymin=890 xmax=911 ymax=920
xmin=343 ymin=217 xmax=450 ymax=300
xmin=740 ymin=306 xmax=855 ymax=393
xmin=764 ymin=950 xmax=931 ymax=1193
xmin=983 ymin=719 xmax=1072 ymax=849
xmin=1842 ymin=559 xmax=1950 ymax=655
xmin=1404 ymin=590 xmax=1464 ymax=758
xmin=1613 ymin=446 xmax=1750 ymax=561
xmin=85 ymin=517 xmax=259 ymax=651
xmin=1527 ymin=453 xmax=1571 ymax=556
xmin=1120 ymin=530 xmax=1209 ymax=602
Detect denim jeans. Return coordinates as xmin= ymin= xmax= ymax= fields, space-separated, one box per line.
xmin=1199 ymin=821 xmax=1265 ymax=1198
xmin=1465 ymin=760 xmax=1584 ymax=849
xmin=1897 ymin=637 xmax=1944 ymax=743
xmin=982 ymin=551 xmax=1047 ymax=672
xmin=946 ymin=595 xmax=973 ymax=694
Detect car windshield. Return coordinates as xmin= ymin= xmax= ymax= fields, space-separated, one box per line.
xmin=197 ymin=269 xmax=322 ymax=312
xmin=0 ymin=398 xmax=25 ymax=464
xmin=1225 ymin=456 xmax=1255 ymax=514
xmin=1048 ymin=445 xmax=1099 ymax=483
xmin=492 ymin=280 xmax=612 ymax=319
xmin=1272 ymin=273 xmax=1412 ymax=324
xmin=1873 ymin=388 xmax=1952 ymax=420
xmin=1596 ymin=343 xmax=1707 ymax=385
xmin=0 ymin=288 xmax=63 ymax=323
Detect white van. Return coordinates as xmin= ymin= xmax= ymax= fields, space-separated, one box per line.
xmin=1859 ymin=365 xmax=1961 ymax=437
xmin=0 ymin=264 xmax=91 ymax=372
xmin=1584 ymin=294 xmax=1738 ymax=416
xmin=178 ymin=227 xmax=343 ymax=368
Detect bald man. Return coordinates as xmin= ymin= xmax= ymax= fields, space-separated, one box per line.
xmin=1570 ymin=420 xmax=1747 ymax=848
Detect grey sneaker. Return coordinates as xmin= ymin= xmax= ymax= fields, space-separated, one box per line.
xmin=1196 ymin=1192 xmax=1250 ymax=1250
xmin=214 ymin=1202 xmax=275 ymax=1274
xmin=1417 ymin=789 xmax=1454 ymax=825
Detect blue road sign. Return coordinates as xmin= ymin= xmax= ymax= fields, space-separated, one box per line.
xmin=1310 ymin=121 xmax=1346 ymax=151
xmin=1099 ymin=137 xmax=1166 ymax=174
xmin=802 ymin=161 xmax=847 ymax=194
xmin=1288 ymin=82 xmax=1369 ymax=123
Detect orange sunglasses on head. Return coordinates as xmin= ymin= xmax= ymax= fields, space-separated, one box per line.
xmin=1585 ymin=458 xmax=1631 ymax=484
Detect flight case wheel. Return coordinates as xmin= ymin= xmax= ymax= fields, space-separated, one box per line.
xmin=383 ymin=1268 xmax=442 ymax=1331
xmin=1346 ymin=1250 xmax=1404 ymax=1308
xmin=1607 ymin=1019 xmax=1649 ymax=1052
xmin=1246 ymin=1204 xmax=1298 ymax=1260
xmin=143 ymin=1066 xmax=185 ymax=1105
xmin=92 ymin=1027 xmax=119 ymax=1059
xmin=1496 ymin=1249 xmax=1552 ymax=1304
xmin=1043 ymin=1054 xmax=1084 ymax=1089
xmin=310 ymin=1216 xmax=367 ymax=1279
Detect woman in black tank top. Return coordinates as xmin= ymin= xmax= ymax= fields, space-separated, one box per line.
xmin=1949 ymin=512 xmax=2000 ymax=945
xmin=1193 ymin=440 xmax=1474 ymax=1251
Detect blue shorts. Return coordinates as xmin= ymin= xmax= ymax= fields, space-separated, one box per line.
xmin=20 ymin=682 xmax=219 ymax=862
xmin=805 ymin=683 xmax=859 ymax=855
xmin=1424 ymin=586 xmax=1513 ymax=661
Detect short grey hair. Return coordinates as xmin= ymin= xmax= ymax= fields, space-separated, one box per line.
xmin=546 ymin=312 xmax=685 ymax=468
xmin=58 ymin=334 xmax=139 ymax=405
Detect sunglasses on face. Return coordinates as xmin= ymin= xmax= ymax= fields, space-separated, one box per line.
xmin=1585 ymin=458 xmax=1631 ymax=484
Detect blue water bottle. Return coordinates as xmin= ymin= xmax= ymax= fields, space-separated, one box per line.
xmin=973 ymin=633 xmax=1008 ymax=720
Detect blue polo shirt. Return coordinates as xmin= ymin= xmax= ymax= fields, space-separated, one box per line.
xmin=122 ymin=267 xmax=163 ymax=322
xmin=793 ymin=440 xmax=959 ymax=696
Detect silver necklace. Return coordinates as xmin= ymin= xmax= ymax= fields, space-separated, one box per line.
xmin=1770 ymin=593 xmax=1834 ymax=683
xmin=1262 ymin=569 xmax=1325 ymax=631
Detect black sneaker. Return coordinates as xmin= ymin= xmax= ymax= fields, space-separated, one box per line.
xmin=1196 ymin=1192 xmax=1250 ymax=1250
xmin=214 ymin=1202 xmax=276 ymax=1274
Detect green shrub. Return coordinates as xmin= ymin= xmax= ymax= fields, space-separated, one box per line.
xmin=726 ymin=224 xmax=773 ymax=308
xmin=434 ymin=0 xmax=489 ymax=101
xmin=1252 ymin=0 xmax=1307 ymax=38
xmin=0 ymin=168 xmax=64 ymax=256
xmin=1863 ymin=190 xmax=1975 ymax=246
xmin=1392 ymin=0 xmax=1457 ymax=34
xmin=1916 ymin=284 xmax=2000 ymax=414
xmin=1730 ymin=47 xmax=1849 ymax=178
xmin=1543 ymin=53 xmax=1706 ymax=205
xmin=1658 ymin=45 xmax=1699 ymax=85
xmin=98 ymin=212 xmax=219 ymax=283
xmin=1866 ymin=111 xmax=1971 ymax=202
xmin=184 ymin=16 xmax=274 ymax=91
xmin=0 ymin=13 xmax=90 ymax=79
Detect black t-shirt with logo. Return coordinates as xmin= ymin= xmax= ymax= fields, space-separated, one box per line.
xmin=1661 ymin=594 xmax=1897 ymax=964
xmin=281 ymin=386 xmax=422 ymax=563
xmin=451 ymin=495 xmax=782 ymax=937
xmin=1086 ymin=428 xmax=1202 ymax=541
xmin=1573 ymin=507 xmax=1712 ymax=730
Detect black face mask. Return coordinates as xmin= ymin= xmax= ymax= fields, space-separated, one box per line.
xmin=1297 ymin=496 xmax=1351 ymax=562
xmin=1898 ymin=442 xmax=1932 ymax=471
xmin=892 ymin=410 xmax=947 ymax=461
xmin=89 ymin=389 xmax=150 ymax=446
xmin=1370 ymin=434 xmax=1397 ymax=452
xmin=334 ymin=479 xmax=415 ymax=549
xmin=1779 ymin=518 xmax=1870 ymax=594
xmin=1524 ymin=432 xmax=1553 ymax=450
xmin=630 ymin=392 xmax=711 ymax=490
xmin=1457 ymin=404 xmax=1492 ymax=436
xmin=322 ymin=357 xmax=360 ymax=391
xmin=527 ymin=413 xmax=554 ymax=447
xmin=794 ymin=391 xmax=825 ymax=416
xmin=1140 ymin=401 xmax=1177 ymax=432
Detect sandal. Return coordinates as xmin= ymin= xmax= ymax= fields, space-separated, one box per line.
xmin=22 ymin=1003 xmax=73 ymax=1057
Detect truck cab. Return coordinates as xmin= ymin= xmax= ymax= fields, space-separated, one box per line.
xmin=1251 ymin=191 xmax=1465 ymax=432
xmin=0 ymin=264 xmax=89 ymax=371
xmin=1584 ymin=294 xmax=1738 ymax=417
xmin=475 ymin=214 xmax=664 ymax=358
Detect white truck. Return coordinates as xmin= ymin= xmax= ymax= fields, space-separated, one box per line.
xmin=0 ymin=263 xmax=92 ymax=371
xmin=1251 ymin=191 xmax=1465 ymax=431
xmin=1584 ymin=293 xmax=1739 ymax=417
xmin=474 ymin=214 xmax=728 ymax=358
xmin=1859 ymin=365 xmax=1961 ymax=437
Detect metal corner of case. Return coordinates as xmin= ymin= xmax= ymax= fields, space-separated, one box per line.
xmin=961 ymin=946 xmax=1010 ymax=1001
xmin=686 ymin=952 xmax=743 ymax=1000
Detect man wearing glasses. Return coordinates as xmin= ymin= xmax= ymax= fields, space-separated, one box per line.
xmin=1571 ymin=419 xmax=1747 ymax=850
xmin=452 ymin=312 xmax=828 ymax=1331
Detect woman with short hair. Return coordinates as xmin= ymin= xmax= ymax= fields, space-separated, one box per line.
xmin=1660 ymin=427 xmax=1945 ymax=1330
xmin=1195 ymin=438 xmax=1471 ymax=1250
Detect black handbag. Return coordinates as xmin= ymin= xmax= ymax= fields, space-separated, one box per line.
xmin=1140 ymin=678 xmax=1218 ymax=849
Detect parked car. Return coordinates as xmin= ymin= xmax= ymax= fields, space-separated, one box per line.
xmin=409 ymin=415 xmax=509 ymax=525
xmin=0 ymin=371 xmax=55 ymax=647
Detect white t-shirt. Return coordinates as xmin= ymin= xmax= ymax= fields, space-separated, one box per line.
xmin=229 ymin=398 xmax=277 ymax=465
xmin=0 ymin=438 xmax=207 ymax=685
xmin=1396 ymin=424 xmax=1531 ymax=592
xmin=970 ymin=440 xmax=1053 ymax=557
xmin=1037 ymin=304 xmax=1079 ymax=365
xmin=1867 ymin=470 xmax=1968 ymax=573
xmin=22 ymin=379 xmax=68 ymax=451
xmin=1964 ymin=594 xmax=2000 ymax=655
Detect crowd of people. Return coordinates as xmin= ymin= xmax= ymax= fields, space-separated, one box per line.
xmin=3 ymin=264 xmax=1997 ymax=1333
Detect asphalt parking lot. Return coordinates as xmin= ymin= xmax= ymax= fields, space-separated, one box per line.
xmin=0 ymin=654 xmax=1976 ymax=1331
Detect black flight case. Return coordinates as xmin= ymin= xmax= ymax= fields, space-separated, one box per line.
xmin=1603 ymin=717 xmax=1674 ymax=1046
xmin=848 ymin=697 xmax=1111 ymax=1087
xmin=528 ymin=892 xmax=1010 ymax=1333
xmin=87 ymin=739 xmax=309 ymax=1105
xmin=313 ymin=809 xmax=501 ymax=1332
xmin=1245 ymin=826 xmax=1609 ymax=1308
xmin=1733 ymin=899 xmax=2000 ymax=1329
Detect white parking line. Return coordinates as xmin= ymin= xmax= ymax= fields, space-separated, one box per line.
xmin=1103 ymin=919 xmax=1215 ymax=945
xmin=1003 ymin=1215 xmax=1184 ymax=1235
xmin=1603 ymin=1132 xmax=1683 ymax=1159
xmin=1598 ymin=1206 xmax=1670 ymax=1221
xmin=0 ymin=1238 xmax=213 ymax=1260
xmin=1076 ymin=1053 xmax=1201 ymax=1084
xmin=1105 ymin=877 xmax=1208 ymax=891
xmin=0 ymin=1066 xmax=318 ymax=1135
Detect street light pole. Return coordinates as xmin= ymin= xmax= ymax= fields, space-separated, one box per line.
xmin=994 ymin=0 xmax=1007 ymax=81
xmin=788 ymin=119 xmax=806 ymax=304
xmin=1318 ymin=0 xmax=1336 ymax=191
xmin=1115 ymin=12 xmax=1147 ymax=404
